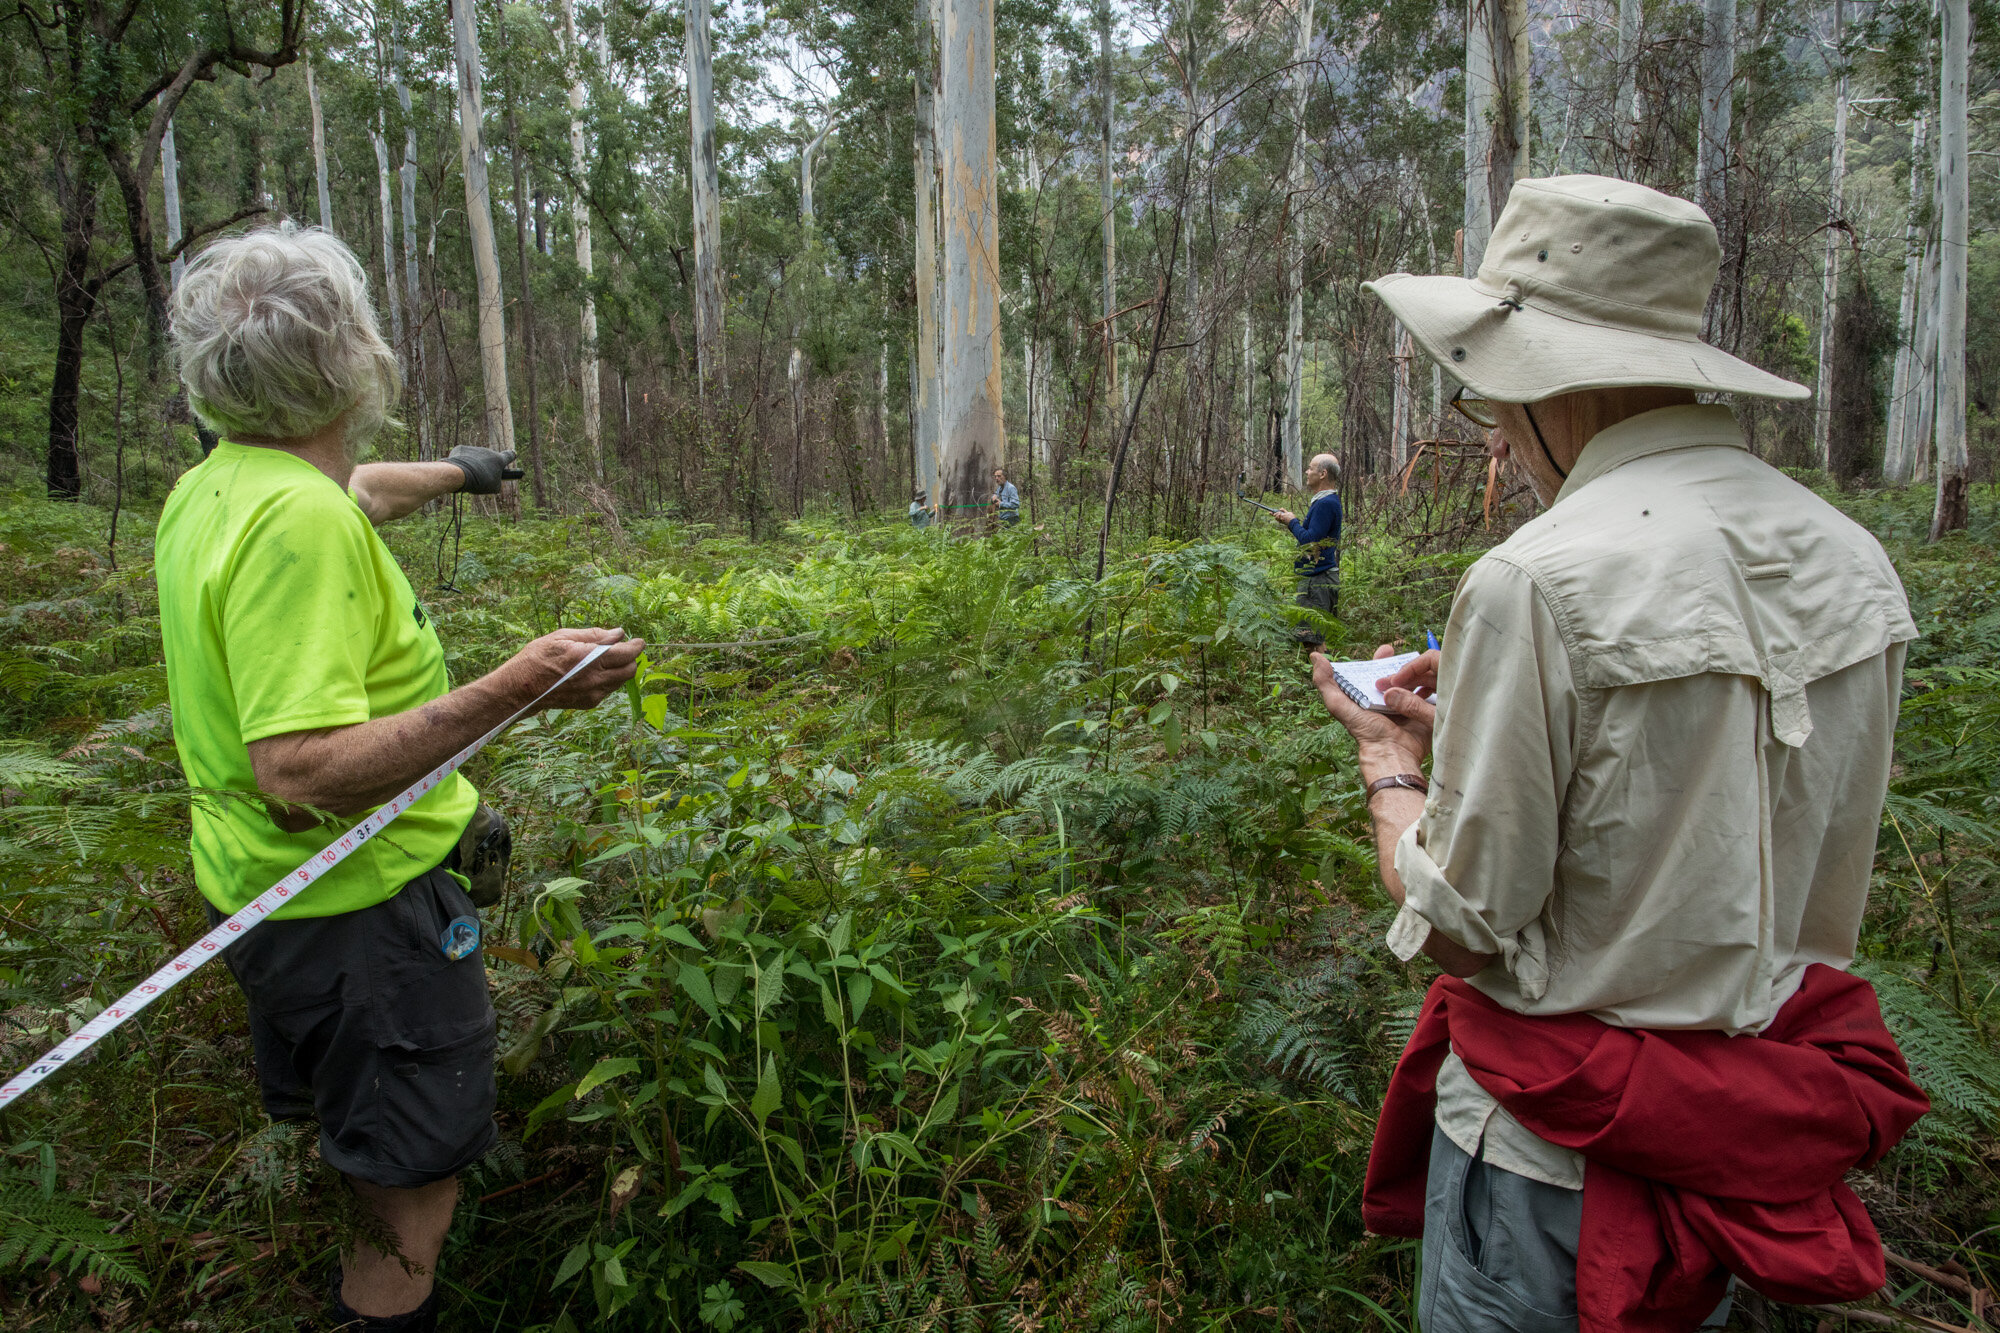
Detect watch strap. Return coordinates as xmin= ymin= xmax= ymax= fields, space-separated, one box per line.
xmin=1365 ymin=772 xmax=1427 ymax=801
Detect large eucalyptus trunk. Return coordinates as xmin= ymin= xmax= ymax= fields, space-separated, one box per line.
xmin=1282 ymin=0 xmax=1313 ymax=490
xmin=1884 ymin=110 xmax=1931 ymax=485
xmin=559 ymin=0 xmax=602 ymax=480
xmin=686 ymin=0 xmax=725 ymax=398
xmin=450 ymin=0 xmax=517 ymax=458
xmin=307 ymin=55 xmax=334 ymax=231
xmin=1463 ymin=0 xmax=1528 ymax=274
xmin=1930 ymin=0 xmax=1968 ymax=538
xmin=392 ymin=15 xmax=431 ymax=459
xmin=1695 ymin=0 xmax=1736 ymax=219
xmin=1812 ymin=0 xmax=1847 ymax=470
xmin=937 ymin=0 xmax=1005 ymax=511
xmin=912 ymin=0 xmax=943 ymax=502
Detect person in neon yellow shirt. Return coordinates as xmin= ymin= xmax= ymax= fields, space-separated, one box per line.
xmin=158 ymin=225 xmax=644 ymax=1332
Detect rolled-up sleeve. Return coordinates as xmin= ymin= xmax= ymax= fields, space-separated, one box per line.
xmin=1388 ymin=556 xmax=1577 ymax=998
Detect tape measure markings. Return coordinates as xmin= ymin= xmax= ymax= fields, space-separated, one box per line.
xmin=0 ymin=644 xmax=612 ymax=1111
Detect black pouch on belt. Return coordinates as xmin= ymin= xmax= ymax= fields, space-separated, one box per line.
xmin=455 ymin=804 xmax=513 ymax=907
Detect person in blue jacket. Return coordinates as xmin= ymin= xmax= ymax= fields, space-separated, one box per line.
xmin=1272 ymin=453 xmax=1342 ymax=643
xmin=991 ymin=467 xmax=1021 ymax=526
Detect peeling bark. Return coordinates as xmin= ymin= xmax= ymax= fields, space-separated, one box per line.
xmin=937 ymin=0 xmax=1005 ymax=512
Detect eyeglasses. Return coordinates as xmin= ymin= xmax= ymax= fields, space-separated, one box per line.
xmin=1450 ymin=385 xmax=1500 ymax=429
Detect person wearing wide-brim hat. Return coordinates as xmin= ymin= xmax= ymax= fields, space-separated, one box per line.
xmin=1313 ymin=176 xmax=1926 ymax=1332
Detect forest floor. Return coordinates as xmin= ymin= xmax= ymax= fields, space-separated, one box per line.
xmin=0 ymin=479 xmax=1995 ymax=1331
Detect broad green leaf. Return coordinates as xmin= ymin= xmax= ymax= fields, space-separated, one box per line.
xmin=753 ymin=957 xmax=786 ymax=1016
xmin=554 ymin=1241 xmax=591 ymax=1287
xmin=1162 ymin=711 xmax=1182 ymax=757
xmin=736 ymin=1260 xmax=797 ymax=1291
xmin=828 ymin=911 xmax=853 ymax=958
xmin=575 ymin=1057 xmax=641 ymax=1099
xmin=750 ymin=1054 xmax=781 ymax=1124
xmin=678 ymin=964 xmax=720 ymax=1021
xmin=847 ymin=970 xmax=873 ymax=1023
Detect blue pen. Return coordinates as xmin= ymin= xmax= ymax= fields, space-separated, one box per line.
xmin=1425 ymin=630 xmax=1440 ymax=652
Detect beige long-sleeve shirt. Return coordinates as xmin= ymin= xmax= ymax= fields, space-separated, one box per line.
xmin=1390 ymin=405 xmax=1915 ymax=1187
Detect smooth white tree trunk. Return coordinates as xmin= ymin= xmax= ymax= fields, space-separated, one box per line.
xmin=307 ymin=55 xmax=334 ymax=232
xmin=559 ymin=0 xmax=602 ymax=480
xmin=162 ymin=118 xmax=186 ymax=289
xmin=1813 ymin=0 xmax=1847 ymax=470
xmin=912 ymin=0 xmax=944 ymax=503
xmin=1696 ymin=0 xmax=1736 ymax=219
xmin=937 ymin=0 xmax=1005 ymax=510
xmin=1930 ymin=0 xmax=1968 ymax=537
xmin=1884 ymin=110 xmax=1931 ymax=485
xmin=687 ymin=0 xmax=725 ymax=398
xmin=371 ymin=117 xmax=404 ymax=356
xmin=392 ymin=20 xmax=431 ymax=460
xmin=451 ymin=0 xmax=517 ymax=456
xmin=1282 ymin=0 xmax=1313 ymax=489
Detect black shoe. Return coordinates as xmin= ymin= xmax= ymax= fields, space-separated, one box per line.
xmin=329 ymin=1267 xmax=439 ymax=1332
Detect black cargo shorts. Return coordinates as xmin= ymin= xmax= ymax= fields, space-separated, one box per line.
xmin=207 ymin=858 xmax=498 ymax=1188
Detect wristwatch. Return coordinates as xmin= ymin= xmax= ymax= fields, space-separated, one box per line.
xmin=1364 ymin=773 xmax=1427 ymax=801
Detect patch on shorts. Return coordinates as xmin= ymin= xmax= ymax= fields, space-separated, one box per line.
xmin=440 ymin=915 xmax=481 ymax=961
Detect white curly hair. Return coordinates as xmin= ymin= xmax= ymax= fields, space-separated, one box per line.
xmin=169 ymin=223 xmax=401 ymax=455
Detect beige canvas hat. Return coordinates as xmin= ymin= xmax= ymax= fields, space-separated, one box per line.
xmin=1364 ymin=174 xmax=1808 ymax=403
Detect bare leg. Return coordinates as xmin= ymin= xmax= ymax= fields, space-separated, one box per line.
xmin=342 ymin=1175 xmax=459 ymax=1317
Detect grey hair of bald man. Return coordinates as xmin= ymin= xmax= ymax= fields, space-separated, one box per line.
xmin=170 ymin=223 xmax=401 ymax=459
xmin=1307 ymin=453 xmax=1341 ymax=484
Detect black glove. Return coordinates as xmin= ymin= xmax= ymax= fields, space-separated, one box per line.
xmin=445 ymin=444 xmax=520 ymax=495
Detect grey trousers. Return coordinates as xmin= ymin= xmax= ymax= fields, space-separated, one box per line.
xmin=1419 ymin=1127 xmax=1735 ymax=1332
xmin=1421 ymin=1127 xmax=1583 ymax=1333
xmin=1295 ymin=572 xmax=1338 ymax=645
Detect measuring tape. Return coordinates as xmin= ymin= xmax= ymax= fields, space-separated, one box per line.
xmin=0 ymin=644 xmax=612 ymax=1111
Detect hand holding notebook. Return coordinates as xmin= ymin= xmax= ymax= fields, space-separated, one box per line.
xmin=1321 ymin=650 xmax=1427 ymax=712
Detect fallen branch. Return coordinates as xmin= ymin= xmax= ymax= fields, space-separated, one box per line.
xmin=479 ymin=1166 xmax=569 ymax=1205
xmin=1803 ymin=1302 xmax=1979 ymax=1333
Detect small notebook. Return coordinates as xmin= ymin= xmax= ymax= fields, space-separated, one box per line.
xmin=1324 ymin=651 xmax=1423 ymax=711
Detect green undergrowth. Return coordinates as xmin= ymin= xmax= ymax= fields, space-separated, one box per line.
xmin=0 ymin=481 xmax=1994 ymax=1330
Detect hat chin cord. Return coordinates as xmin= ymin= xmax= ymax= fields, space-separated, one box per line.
xmin=1523 ymin=401 xmax=1569 ymax=482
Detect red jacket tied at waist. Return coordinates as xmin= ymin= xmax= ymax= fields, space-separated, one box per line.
xmin=1363 ymin=965 xmax=1928 ymax=1332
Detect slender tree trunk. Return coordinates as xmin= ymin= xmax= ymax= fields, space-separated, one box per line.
xmin=307 ymin=54 xmax=334 ymax=231
xmin=1696 ymin=0 xmax=1736 ymax=218
xmin=392 ymin=16 xmax=432 ymax=460
xmin=1392 ymin=325 xmax=1413 ymax=476
xmin=1885 ymin=109 xmax=1931 ymax=485
xmin=1282 ymin=0 xmax=1313 ymax=490
xmin=47 ymin=146 xmax=99 ymax=500
xmin=912 ymin=0 xmax=944 ymax=503
xmin=1813 ymin=0 xmax=1847 ymax=470
xmin=687 ymin=0 xmax=725 ymax=399
xmin=1616 ymin=0 xmax=1642 ymax=162
xmin=1098 ymin=0 xmax=1121 ymax=433
xmin=450 ymin=0 xmax=518 ymax=462
xmin=371 ymin=118 xmax=405 ymax=356
xmin=559 ymin=0 xmax=602 ymax=480
xmin=501 ymin=8 xmax=545 ymax=508
xmin=1930 ymin=0 xmax=1968 ymax=538
xmin=1241 ymin=307 xmax=1253 ymax=477
xmin=937 ymin=0 xmax=1005 ymax=512
xmin=162 ymin=119 xmax=186 ymax=288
